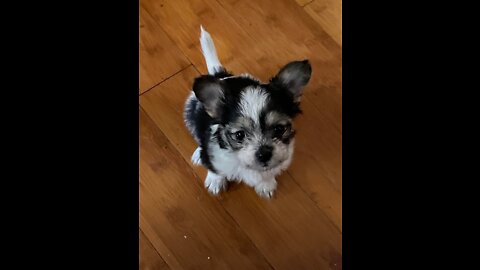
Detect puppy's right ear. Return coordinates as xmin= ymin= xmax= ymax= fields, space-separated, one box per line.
xmin=270 ymin=60 xmax=312 ymax=102
xmin=193 ymin=75 xmax=225 ymax=118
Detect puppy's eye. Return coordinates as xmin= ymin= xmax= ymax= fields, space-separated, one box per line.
xmin=234 ymin=130 xmax=245 ymax=141
xmin=273 ymin=125 xmax=287 ymax=137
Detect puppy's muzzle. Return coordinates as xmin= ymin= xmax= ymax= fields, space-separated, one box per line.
xmin=256 ymin=145 xmax=273 ymax=165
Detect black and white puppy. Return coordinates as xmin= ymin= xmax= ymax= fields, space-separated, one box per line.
xmin=184 ymin=26 xmax=311 ymax=198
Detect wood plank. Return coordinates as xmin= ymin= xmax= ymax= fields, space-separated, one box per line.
xmin=304 ymin=0 xmax=342 ymax=46
xmin=140 ymin=217 xmax=183 ymax=270
xmin=140 ymin=0 xmax=342 ymax=231
xmin=139 ymin=5 xmax=190 ymax=94
xmin=140 ymin=67 xmax=342 ymax=269
xmin=140 ymin=229 xmax=170 ymax=270
xmin=139 ymin=107 xmax=272 ymax=270
xmin=221 ymin=178 xmax=342 ymax=270
xmin=287 ymin=99 xmax=342 ymax=229
xmin=141 ymin=0 xmax=341 ymax=88
xmin=139 ymin=0 xmax=257 ymax=78
xmin=140 ymin=66 xmax=200 ymax=168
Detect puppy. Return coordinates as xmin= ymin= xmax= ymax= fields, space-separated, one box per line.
xmin=184 ymin=26 xmax=311 ymax=198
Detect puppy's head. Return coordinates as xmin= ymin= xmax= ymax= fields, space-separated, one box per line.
xmin=193 ymin=60 xmax=312 ymax=171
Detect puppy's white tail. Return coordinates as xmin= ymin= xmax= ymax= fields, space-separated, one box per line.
xmin=200 ymin=26 xmax=223 ymax=75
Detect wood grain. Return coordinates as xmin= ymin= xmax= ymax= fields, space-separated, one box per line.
xmin=304 ymin=0 xmax=342 ymax=46
xmin=139 ymin=5 xmax=190 ymax=94
xmin=140 ymin=229 xmax=170 ymax=270
xmin=139 ymin=107 xmax=272 ymax=270
xmin=141 ymin=0 xmax=341 ymax=88
xmin=139 ymin=0 xmax=342 ymax=268
xmin=220 ymin=175 xmax=342 ymax=270
xmin=140 ymin=0 xmax=343 ymax=231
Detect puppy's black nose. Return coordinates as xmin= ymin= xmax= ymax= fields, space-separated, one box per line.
xmin=256 ymin=145 xmax=273 ymax=164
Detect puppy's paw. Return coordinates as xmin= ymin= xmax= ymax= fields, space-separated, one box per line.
xmin=204 ymin=171 xmax=227 ymax=195
xmin=255 ymin=179 xmax=277 ymax=199
xmin=191 ymin=147 xmax=202 ymax=166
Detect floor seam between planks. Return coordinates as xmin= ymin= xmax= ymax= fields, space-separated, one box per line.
xmin=286 ymin=170 xmax=342 ymax=233
xmin=140 ymin=228 xmax=171 ymax=269
xmin=140 ymin=64 xmax=193 ymax=96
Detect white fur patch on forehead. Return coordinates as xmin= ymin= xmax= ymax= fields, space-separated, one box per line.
xmin=239 ymin=86 xmax=269 ymax=125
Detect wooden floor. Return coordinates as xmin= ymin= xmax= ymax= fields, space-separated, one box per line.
xmin=139 ymin=0 xmax=342 ymax=269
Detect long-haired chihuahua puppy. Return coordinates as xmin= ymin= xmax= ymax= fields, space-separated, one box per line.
xmin=184 ymin=26 xmax=311 ymax=198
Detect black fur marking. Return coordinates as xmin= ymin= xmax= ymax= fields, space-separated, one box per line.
xmin=192 ymin=75 xmax=226 ymax=118
xmin=281 ymin=129 xmax=296 ymax=145
xmin=259 ymin=110 xmax=267 ymax=133
xmin=213 ymin=66 xmax=233 ymax=79
xmin=199 ymin=147 xmax=217 ymax=173
xmin=184 ymin=76 xmax=261 ymax=171
xmin=219 ymin=77 xmax=261 ymax=125
xmin=215 ymin=126 xmax=228 ymax=149
xmin=184 ymin=95 xmax=218 ymax=173
xmin=263 ymin=83 xmax=302 ymax=118
xmin=224 ymin=131 xmax=244 ymax=151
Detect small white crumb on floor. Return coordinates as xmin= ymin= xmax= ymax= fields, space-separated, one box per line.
xmin=207 ymin=256 xmax=211 ymax=260
xmin=184 ymin=235 xmax=187 ymax=239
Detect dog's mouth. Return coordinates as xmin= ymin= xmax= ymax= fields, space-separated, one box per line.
xmin=260 ymin=166 xmax=275 ymax=172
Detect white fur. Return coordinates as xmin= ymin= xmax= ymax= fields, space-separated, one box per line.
xmin=191 ymin=147 xmax=202 ymax=166
xmin=204 ymin=170 xmax=227 ymax=195
xmin=237 ymin=135 xmax=292 ymax=171
xmin=255 ymin=178 xmax=277 ymax=198
xmin=209 ymin=124 xmax=220 ymax=134
xmin=207 ymin=136 xmax=295 ymax=198
xmin=199 ymin=26 xmax=223 ymax=75
xmin=238 ymin=87 xmax=269 ymax=125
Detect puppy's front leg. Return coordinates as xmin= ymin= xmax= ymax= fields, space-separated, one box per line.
xmin=204 ymin=170 xmax=227 ymax=195
xmin=254 ymin=177 xmax=277 ymax=199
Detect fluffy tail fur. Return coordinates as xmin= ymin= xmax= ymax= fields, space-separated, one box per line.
xmin=199 ymin=26 xmax=224 ymax=75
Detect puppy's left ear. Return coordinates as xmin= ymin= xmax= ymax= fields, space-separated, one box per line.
xmin=193 ymin=75 xmax=225 ymax=118
xmin=271 ymin=60 xmax=312 ymax=102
